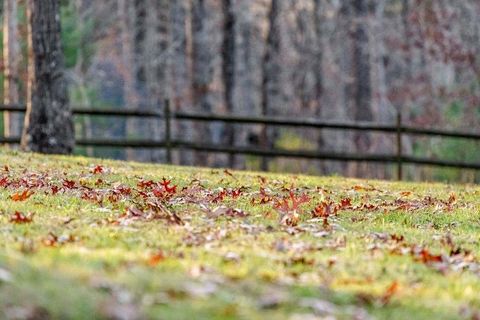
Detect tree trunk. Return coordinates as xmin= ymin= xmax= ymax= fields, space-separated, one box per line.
xmin=21 ymin=0 xmax=74 ymax=154
xmin=191 ymin=0 xmax=214 ymax=167
xmin=3 ymin=0 xmax=21 ymax=138
xmin=222 ymin=0 xmax=236 ymax=168
xmin=150 ymin=0 xmax=171 ymax=163
xmin=118 ymin=0 xmax=133 ymax=161
xmin=352 ymin=0 xmax=373 ymax=176
xmin=171 ymin=0 xmax=192 ymax=165
xmin=313 ymin=0 xmax=324 ymax=108
xmin=126 ymin=0 xmax=149 ymax=161
xmin=313 ymin=0 xmax=325 ymax=172
xmin=235 ymin=1 xmax=257 ymax=170
xmin=260 ymin=0 xmax=282 ymax=171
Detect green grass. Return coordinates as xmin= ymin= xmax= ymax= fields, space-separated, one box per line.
xmin=0 ymin=148 xmax=479 ymax=319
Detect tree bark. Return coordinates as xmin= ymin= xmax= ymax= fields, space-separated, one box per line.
xmin=118 ymin=0 xmax=134 ymax=161
xmin=3 ymin=0 xmax=21 ymax=138
xmin=260 ymin=0 xmax=282 ymax=171
xmin=222 ymin=0 xmax=236 ymax=168
xmin=22 ymin=0 xmax=74 ymax=154
xmin=352 ymin=0 xmax=373 ymax=176
xmin=352 ymin=0 xmax=373 ymax=136
xmin=313 ymin=0 xmax=325 ymax=172
xmin=126 ymin=0 xmax=149 ymax=161
xmin=191 ymin=0 xmax=214 ymax=167
xmin=171 ymin=0 xmax=192 ymax=165
xmin=150 ymin=0 xmax=171 ymax=162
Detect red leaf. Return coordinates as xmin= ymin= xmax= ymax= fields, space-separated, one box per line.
xmin=51 ymin=185 xmax=60 ymax=195
xmin=211 ymin=189 xmax=228 ymax=203
xmin=91 ymin=165 xmax=104 ymax=174
xmin=230 ymin=187 xmax=244 ymax=199
xmin=137 ymin=179 xmax=154 ymax=190
xmin=63 ymin=179 xmax=76 ymax=189
xmin=9 ymin=211 xmax=34 ymax=224
xmin=0 ymin=176 xmax=9 ymax=187
xmin=340 ymin=198 xmax=352 ymax=208
xmin=414 ymin=247 xmax=444 ymax=264
xmin=274 ymin=191 xmax=310 ymax=213
xmin=115 ymin=185 xmax=132 ymax=196
xmin=159 ymin=178 xmax=177 ymax=194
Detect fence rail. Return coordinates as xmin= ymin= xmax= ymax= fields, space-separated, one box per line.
xmin=1 ymin=103 xmax=479 ymax=179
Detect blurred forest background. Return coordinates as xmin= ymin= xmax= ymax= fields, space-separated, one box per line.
xmin=1 ymin=0 xmax=479 ymax=182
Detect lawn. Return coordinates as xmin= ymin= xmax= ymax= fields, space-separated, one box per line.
xmin=0 ymin=149 xmax=479 ymax=319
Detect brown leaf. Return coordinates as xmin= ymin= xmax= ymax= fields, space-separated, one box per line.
xmin=147 ymin=250 xmax=166 ymax=266
xmin=43 ymin=233 xmax=59 ymax=247
xmin=10 ymin=190 xmax=34 ymax=201
xmin=381 ymin=281 xmax=399 ymax=305
xmin=127 ymin=206 xmax=144 ymax=217
xmin=223 ymin=169 xmax=235 ymax=178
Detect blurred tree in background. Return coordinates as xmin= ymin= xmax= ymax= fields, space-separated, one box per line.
xmin=0 ymin=0 xmax=478 ymax=182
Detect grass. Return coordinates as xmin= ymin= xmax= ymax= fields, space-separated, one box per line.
xmin=0 ymin=148 xmax=479 ymax=319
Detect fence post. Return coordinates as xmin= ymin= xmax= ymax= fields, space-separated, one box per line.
xmin=165 ymin=99 xmax=172 ymax=164
xmin=396 ymin=110 xmax=403 ymax=180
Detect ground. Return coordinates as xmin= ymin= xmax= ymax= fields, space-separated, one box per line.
xmin=0 ymin=149 xmax=479 ymax=320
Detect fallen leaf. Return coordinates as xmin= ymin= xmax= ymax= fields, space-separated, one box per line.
xmin=10 ymin=190 xmax=34 ymax=201
xmin=148 ymin=250 xmax=166 ymax=266
xmin=381 ymin=281 xmax=399 ymax=304
xmin=91 ymin=165 xmax=104 ymax=174
xmin=9 ymin=211 xmax=34 ymax=224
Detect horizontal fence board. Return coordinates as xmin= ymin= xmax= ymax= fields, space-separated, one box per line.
xmin=401 ymin=126 xmax=480 ymax=140
xmin=174 ymin=112 xmax=480 ymax=140
xmin=75 ymin=139 xmax=167 ymax=148
xmin=174 ymin=112 xmax=398 ymax=132
xmin=1 ymin=104 xmax=479 ymax=139
xmin=173 ymin=141 xmax=399 ymax=162
xmin=74 ymin=108 xmax=160 ymax=117
xmin=0 ymin=137 xmax=20 ymax=144
xmin=0 ymin=104 xmax=478 ymax=173
xmin=0 ymin=104 xmax=160 ymax=118
xmin=1 ymin=136 xmax=478 ymax=170
xmin=173 ymin=141 xmax=480 ymax=170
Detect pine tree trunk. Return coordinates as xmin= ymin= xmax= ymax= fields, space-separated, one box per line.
xmin=3 ymin=0 xmax=21 ymax=138
xmin=126 ymin=0 xmax=149 ymax=161
xmin=260 ymin=0 xmax=282 ymax=171
xmin=118 ymin=0 xmax=134 ymax=161
xmin=313 ymin=0 xmax=325 ymax=172
xmin=21 ymin=0 xmax=74 ymax=154
xmin=191 ymin=0 xmax=214 ymax=167
xmin=150 ymin=0 xmax=171 ymax=163
xmin=222 ymin=0 xmax=236 ymax=168
xmin=171 ymin=0 xmax=192 ymax=165
xmin=352 ymin=0 xmax=373 ymax=176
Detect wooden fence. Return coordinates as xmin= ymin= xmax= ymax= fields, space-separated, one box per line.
xmin=1 ymin=102 xmax=479 ymax=180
